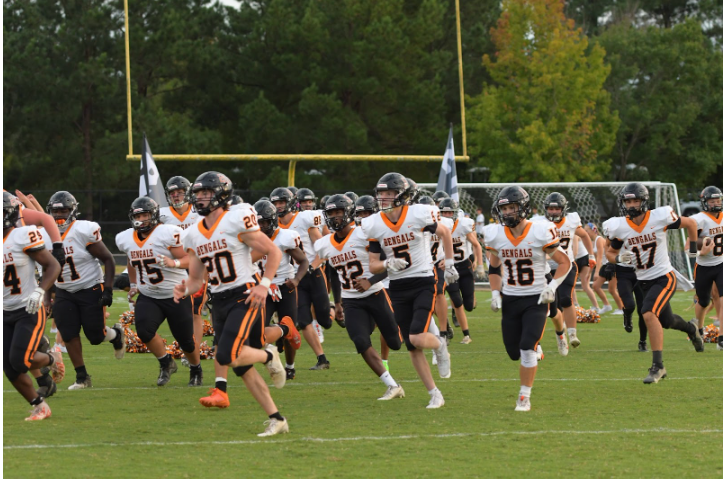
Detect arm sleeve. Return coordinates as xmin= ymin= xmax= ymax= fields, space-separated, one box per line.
xmin=423 ymin=222 xmax=438 ymax=235
xmin=610 ymin=238 xmax=624 ymax=249
xmin=367 ymin=270 xmax=389 ymax=284
xmin=368 ymin=240 xmax=382 ymax=253
xmin=666 ymin=217 xmax=681 ymax=230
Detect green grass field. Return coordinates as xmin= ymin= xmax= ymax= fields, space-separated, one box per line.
xmin=3 ymin=290 xmax=723 ymax=478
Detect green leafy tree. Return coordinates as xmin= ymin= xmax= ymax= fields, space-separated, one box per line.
xmin=468 ymin=0 xmax=619 ymax=183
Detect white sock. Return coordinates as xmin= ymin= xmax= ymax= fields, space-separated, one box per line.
xmin=215 ymin=377 xmax=227 ymax=383
xmin=428 ymin=387 xmax=439 ymax=396
xmin=519 ymin=385 xmax=532 ymax=398
xmin=157 ymin=354 xmax=168 ymax=360
xmin=567 ymin=327 xmax=577 ymax=337
xmin=380 ymin=371 xmax=398 ymax=388
xmin=104 ymin=327 xmax=117 ymax=342
xmin=428 ymin=322 xmax=440 ymax=336
xmin=285 ymin=363 xmax=295 ymax=369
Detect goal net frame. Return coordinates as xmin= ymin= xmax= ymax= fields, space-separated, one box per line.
xmin=419 ymin=182 xmax=694 ymax=282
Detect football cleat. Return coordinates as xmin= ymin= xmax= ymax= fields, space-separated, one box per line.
xmin=111 ymin=323 xmax=126 ymax=359
xmin=68 ymin=375 xmax=93 ymax=390
xmin=612 ymin=309 xmax=624 ymax=315
xmin=279 ymin=316 xmax=301 ymax=350
xmin=535 ymin=345 xmax=544 ymax=361
xmin=285 ymin=367 xmax=296 ymax=380
xmin=515 ymin=395 xmax=531 ymax=412
xmin=432 ymin=350 xmax=438 ymax=365
xmin=569 ymin=333 xmax=581 ymax=348
xmin=25 ymin=401 xmax=52 ymax=421
xmin=157 ymin=359 xmax=178 ymax=386
xmin=199 ymin=388 xmax=230 ymax=408
xmin=452 ymin=311 xmax=460 ymax=328
xmin=378 ymin=384 xmax=405 ymax=401
xmin=309 ymin=360 xmax=330 ymax=370
xmin=188 ymin=369 xmax=203 ymax=387
xmin=638 ymin=340 xmax=648 ymax=352
xmin=643 ymin=364 xmax=667 ymax=384
xmin=597 ymin=305 xmax=612 ymax=315
xmin=434 ymin=339 xmax=451 ymax=379
xmin=36 ymin=379 xmax=57 ymax=399
xmin=687 ymin=320 xmax=704 ymax=352
xmin=426 ymin=389 xmax=445 ymax=409
xmin=264 ymin=345 xmax=286 ymax=389
xmin=49 ymin=351 xmax=65 ymax=383
xmin=258 ymin=418 xmax=290 ymax=437
xmin=460 ymin=335 xmax=472 ymax=345
xmin=556 ymin=332 xmax=569 ymax=356
xmin=446 ymin=323 xmax=454 ymax=341
xmin=623 ymin=313 xmax=633 ymax=333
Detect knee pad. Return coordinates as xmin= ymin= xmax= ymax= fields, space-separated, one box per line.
xmin=559 ymin=296 xmax=573 ymax=309
xmin=87 ymin=330 xmax=107 ymax=346
xmin=464 ymin=297 xmax=475 ymax=312
xmin=178 ymin=339 xmax=196 ymax=354
xmin=136 ymin=329 xmax=155 ymax=345
xmin=505 ymin=345 xmax=520 ymax=361
xmin=353 ymin=336 xmax=372 ymax=355
xmin=215 ymin=351 xmax=232 ymax=367
xmin=232 ymin=365 xmax=253 ymax=377
xmin=4 ymin=365 xmax=20 ymax=382
xmin=520 ymin=349 xmax=538 ymax=368
xmin=317 ymin=313 xmax=333 ymax=330
xmin=385 ymin=336 xmax=402 ymax=351
xmin=697 ymin=295 xmax=711 ymax=308
xmin=448 ymin=290 xmax=463 ymax=309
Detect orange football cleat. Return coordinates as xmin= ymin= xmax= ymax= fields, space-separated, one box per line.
xmin=25 ymin=401 xmax=52 ymax=421
xmin=279 ymin=316 xmax=301 ymax=350
xmin=199 ymin=388 xmax=230 ymax=408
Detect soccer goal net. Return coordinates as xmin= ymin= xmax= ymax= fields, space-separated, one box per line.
xmin=419 ymin=182 xmax=693 ymax=281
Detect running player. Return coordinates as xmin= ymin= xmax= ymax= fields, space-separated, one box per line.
xmin=604 ymin=183 xmax=703 ymax=383
xmin=176 ymin=172 xmax=288 ymax=436
xmin=485 ymin=186 xmax=571 ymax=411
xmin=362 ymin=173 xmax=457 ymax=409
xmin=116 ymin=197 xmax=203 ymax=386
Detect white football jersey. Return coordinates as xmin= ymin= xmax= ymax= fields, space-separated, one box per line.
xmin=182 ymin=206 xmax=261 ymax=294
xmin=451 ymin=217 xmax=476 ymax=263
xmin=603 ymin=206 xmax=680 ymax=280
xmin=430 ymin=216 xmax=454 ymax=263
xmin=260 ymin=227 xmax=302 ymax=284
xmin=315 ymin=227 xmax=383 ymax=299
xmin=3 ymin=226 xmax=45 ymax=310
xmin=361 ymin=204 xmax=437 ymax=280
xmin=549 ymin=212 xmax=581 ymax=262
xmin=484 ymin=220 xmax=560 ymax=296
xmin=116 ymin=225 xmax=188 ymax=299
xmin=278 ymin=210 xmax=324 ymax=265
xmin=54 ymin=221 xmax=104 ymax=292
xmin=159 ymin=205 xmax=201 ymax=231
xmin=691 ymin=211 xmax=723 ymax=267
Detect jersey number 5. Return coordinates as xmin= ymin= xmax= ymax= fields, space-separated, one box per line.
xmin=392 ymin=245 xmax=411 ymax=269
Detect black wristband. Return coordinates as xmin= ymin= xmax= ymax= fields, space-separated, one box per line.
xmin=689 ymin=241 xmax=698 ymax=254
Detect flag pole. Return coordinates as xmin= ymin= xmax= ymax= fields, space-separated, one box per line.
xmin=142 ymin=133 xmax=150 ymax=196
xmin=454 ymin=0 xmax=467 ymax=157
xmin=124 ymin=0 xmax=133 ymax=156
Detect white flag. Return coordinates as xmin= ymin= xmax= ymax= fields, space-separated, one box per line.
xmin=139 ymin=134 xmax=168 ymax=207
xmin=436 ymin=126 xmax=458 ymax=202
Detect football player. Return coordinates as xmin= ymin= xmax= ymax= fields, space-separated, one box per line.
xmin=272 ymin=187 xmax=332 ymax=370
xmin=3 ymin=192 xmax=65 ymax=420
xmin=254 ymin=200 xmax=307 ymax=380
xmin=45 ymin=191 xmax=121 ymax=390
xmin=573 ymin=236 xmax=600 ymax=310
xmin=362 ymin=173 xmax=457 ymax=409
xmin=159 ymin=176 xmax=207 ymax=357
xmin=609 ymin=234 xmax=649 ymax=352
xmin=605 ymin=183 xmax=703 ymax=384
xmin=541 ymin=192 xmax=596 ymax=348
xmin=439 ymin=198 xmax=483 ymax=344
xmin=689 ymin=186 xmax=723 ymax=349
xmin=316 ymin=195 xmax=405 ymax=400
xmin=175 ymin=172 xmax=288 ymax=437
xmin=485 ymin=186 xmax=571 ymax=411
xmin=116 ymin=197 xmax=203 ymax=387
xmin=584 ymin=224 xmax=624 ymax=316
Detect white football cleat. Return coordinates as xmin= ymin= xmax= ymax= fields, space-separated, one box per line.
xmin=258 ymin=417 xmax=289 ymax=437
xmin=597 ymin=305 xmax=612 ymax=315
xmin=432 ymin=351 xmax=438 ymax=365
xmin=612 ymin=309 xmax=624 ymax=315
xmin=378 ymin=384 xmax=405 ymax=401
xmin=535 ymin=345 xmax=544 ymax=361
xmin=434 ymin=339 xmax=451 ymax=379
xmin=426 ymin=390 xmax=445 ymax=409
xmin=264 ymin=345 xmax=286 ymax=389
xmin=460 ymin=335 xmax=472 ymax=345
xmin=515 ymin=395 xmax=531 ymax=412
xmin=570 ymin=333 xmax=581 ymax=348
xmin=25 ymin=401 xmax=52 ymax=421
xmin=556 ymin=332 xmax=569 ymax=356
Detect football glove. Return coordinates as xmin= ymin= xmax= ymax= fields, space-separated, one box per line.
xmin=444 ymin=265 xmax=459 ymax=284
xmin=26 ymin=287 xmax=45 ymax=314
xmin=99 ymin=289 xmax=113 ymax=307
xmin=490 ymin=290 xmax=502 ymax=312
xmin=476 ymin=264 xmax=486 ymax=279
xmin=588 ymin=255 xmax=596 ymax=269
xmin=52 ymin=243 xmax=66 ymax=268
xmin=384 ymin=258 xmax=409 ymax=272
xmin=269 ymin=283 xmax=282 ymax=302
xmin=538 ymin=285 xmax=556 ymax=305
xmin=616 ymin=251 xmax=635 ymax=265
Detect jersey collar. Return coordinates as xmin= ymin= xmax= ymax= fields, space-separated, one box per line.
xmin=270 ymin=228 xmax=280 ymax=242
xmin=705 ymin=211 xmax=723 ymax=223
xmin=198 ymin=210 xmax=228 ymax=240
xmin=381 ymin=205 xmax=408 ymax=233
xmin=504 ymin=221 xmax=532 ymax=247
xmin=60 ymin=221 xmax=76 ymax=241
xmin=278 ymin=213 xmax=298 ymax=229
xmin=331 ymin=227 xmax=355 ymax=251
xmin=626 ymin=211 xmax=650 ymax=234
xmin=452 ymin=219 xmax=459 ymax=234
xmin=133 ymin=225 xmax=158 ymax=248
xmin=170 ymin=204 xmax=192 ymax=222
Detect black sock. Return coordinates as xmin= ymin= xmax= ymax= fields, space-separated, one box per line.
xmin=463 ymin=329 xmax=470 ymax=337
xmin=719 ymin=335 xmax=723 ymax=345
xmin=265 ymin=350 xmax=273 ymax=364
xmin=190 ymin=363 xmax=202 ymax=372
xmin=269 ymin=411 xmax=285 ymax=421
xmin=652 ymin=350 xmax=663 ymax=368
xmin=278 ymin=323 xmax=290 ymax=338
xmin=35 ymin=373 xmax=52 ymax=387
xmin=75 ymin=365 xmax=88 ymax=380
xmin=317 ymin=354 xmax=328 ymax=364
xmin=556 ymin=329 xmax=564 ymax=336
xmin=439 ymin=332 xmax=447 ymax=338
xmin=158 ymin=354 xmax=172 ymax=368
xmin=699 ymin=327 xmax=704 ymax=337
xmin=30 ymin=396 xmax=44 ymax=406
xmin=215 ymin=380 xmax=227 ymax=392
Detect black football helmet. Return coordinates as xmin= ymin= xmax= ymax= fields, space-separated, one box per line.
xmin=344 ymin=191 xmax=359 ymax=204
xmin=418 ymin=196 xmax=434 ymax=205
xmin=354 ymin=195 xmax=378 ymax=226
xmin=432 ymin=191 xmax=450 ymax=203
xmin=229 ymin=195 xmax=244 ymax=205
xmin=495 ymin=186 xmax=531 ymax=228
xmin=3 ymin=191 xmax=21 ymax=229
xmin=324 ymin=194 xmax=355 ymax=232
xmin=254 ymin=200 xmax=278 ymax=237
xmin=406 ymin=178 xmax=420 ymax=205
xmin=619 ymin=183 xmax=649 ymax=219
xmin=287 ymin=186 xmax=299 ymax=196
xmin=46 ymin=191 xmax=79 ymax=230
xmin=296 ymin=188 xmax=318 ymax=210
xmin=191 ymin=171 xmax=233 ymax=216
xmin=129 ymin=196 xmax=160 ymax=232
xmin=374 ymin=172 xmax=410 ymax=211
xmin=490 ymin=204 xmax=500 ymax=223
xmin=258 ymin=196 xmax=270 ymax=202
xmin=543 ymin=192 xmax=568 ymax=223
xmin=270 ymin=187 xmax=296 ymax=217
xmin=700 ymin=186 xmax=723 ymax=212
xmin=439 ymin=198 xmax=459 ymax=221
xmin=165 ymin=176 xmax=191 ymax=208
